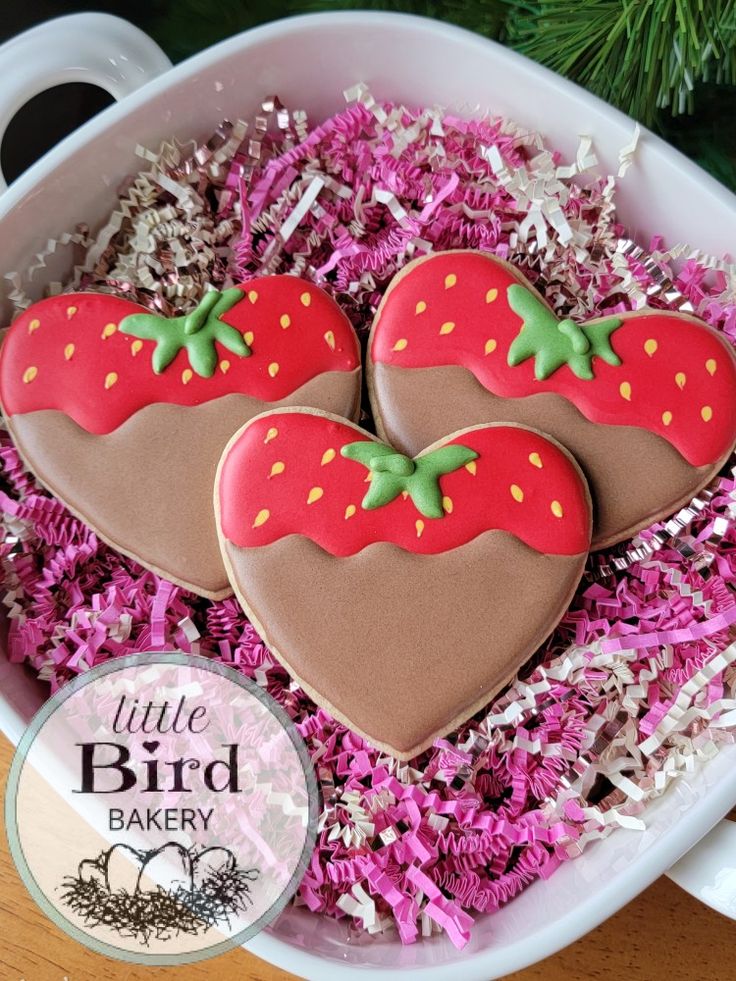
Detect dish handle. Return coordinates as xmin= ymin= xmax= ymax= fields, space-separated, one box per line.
xmin=667 ymin=818 xmax=736 ymax=918
xmin=0 ymin=12 xmax=171 ymax=192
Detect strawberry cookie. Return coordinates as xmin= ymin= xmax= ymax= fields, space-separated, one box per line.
xmin=0 ymin=279 xmax=360 ymax=598
xmin=216 ymin=408 xmax=591 ymax=758
xmin=368 ymin=250 xmax=736 ymax=548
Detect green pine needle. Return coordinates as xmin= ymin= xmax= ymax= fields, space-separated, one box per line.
xmin=501 ymin=0 xmax=736 ymax=125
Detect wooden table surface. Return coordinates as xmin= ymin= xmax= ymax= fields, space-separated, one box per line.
xmin=1 ymin=733 xmax=734 ymax=981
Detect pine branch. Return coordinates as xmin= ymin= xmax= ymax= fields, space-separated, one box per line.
xmin=500 ymin=0 xmax=736 ymax=125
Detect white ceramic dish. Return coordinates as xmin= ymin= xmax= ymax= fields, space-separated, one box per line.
xmin=0 ymin=12 xmax=735 ymax=980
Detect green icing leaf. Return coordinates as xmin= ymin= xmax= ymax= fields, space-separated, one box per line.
xmin=183 ymin=289 xmax=220 ymax=335
xmin=340 ymin=440 xmax=478 ymax=519
xmin=152 ymin=331 xmax=182 ymax=375
xmin=406 ymin=472 xmax=444 ymax=518
xmin=362 ymin=471 xmax=406 ymax=511
xmin=119 ymin=287 xmax=250 ymax=378
xmin=340 ymin=442 xmax=397 ymax=469
xmin=373 ymin=454 xmax=415 ymax=477
xmin=410 ymin=445 xmax=479 ymax=518
xmin=415 ymin=445 xmax=478 ymax=475
xmin=506 ymin=283 xmax=622 ymax=381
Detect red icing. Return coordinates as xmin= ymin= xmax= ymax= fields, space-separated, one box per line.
xmin=218 ymin=410 xmax=591 ymax=556
xmin=0 ymin=278 xmax=359 ymax=435
xmin=371 ymin=251 xmax=736 ymax=468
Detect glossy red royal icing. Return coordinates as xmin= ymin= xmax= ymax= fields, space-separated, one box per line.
xmin=370 ymin=251 xmax=736 ymax=468
xmin=0 ymin=278 xmax=359 ymax=435
xmin=218 ymin=410 xmax=591 ymax=556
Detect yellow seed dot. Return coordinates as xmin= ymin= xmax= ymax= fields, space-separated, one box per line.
xmin=268 ymin=362 xmax=280 ymax=378
xmin=247 ymin=290 xmax=258 ymax=303
xmin=252 ymin=509 xmax=270 ymax=528
xmin=264 ymin=427 xmax=278 ymax=444
xmin=701 ymin=405 xmax=713 ymax=422
xmin=321 ymin=448 xmax=336 ymax=466
xmin=64 ymin=343 xmax=75 ymax=361
xmin=280 ymin=313 xmax=291 ymax=329
xmin=101 ymin=322 xmax=117 ymax=339
xmin=364 ymin=472 xmax=373 ymax=483
xmin=244 ymin=331 xmax=254 ymax=346
xmin=28 ymin=318 xmax=40 ymax=334
xmin=131 ymin=339 xmax=143 ymax=356
xmin=401 ymin=490 xmax=409 ymax=500
xmin=465 ymin=461 xmax=477 ymax=476
xmin=22 ymin=366 xmax=37 ymax=384
xmin=486 ymin=288 xmax=498 ymax=304
xmin=104 ymin=372 xmax=118 ymax=390
xmin=706 ymin=358 xmax=717 ymax=376
xmin=307 ymin=486 xmax=324 ymax=505
xmin=445 ymin=273 xmax=457 ymax=289
xmin=644 ymin=338 xmax=658 ymax=357
xmin=551 ymin=500 xmax=564 ymax=518
xmin=66 ymin=306 xmax=77 ymax=319
xmin=324 ymin=330 xmax=336 ymax=351
xmin=344 ymin=504 xmax=357 ymax=520
xmin=484 ymin=338 xmax=497 ymax=355
xmin=675 ymin=371 xmax=687 ymax=390
xmin=300 ymin=291 xmax=311 ymax=307
xmin=529 ymin=452 xmax=543 ymax=469
xmin=181 ymin=368 xmax=193 ymax=385
xmin=510 ymin=484 xmax=524 ymax=503
xmin=268 ymin=461 xmax=285 ymax=478
xmin=439 ymin=321 xmax=455 ymax=335
xmin=392 ymin=338 xmax=408 ymax=351
xmin=220 ymin=359 xmax=231 ymax=374
xmin=415 ymin=300 xmax=427 ymax=315
xmin=415 ymin=519 xmax=425 ymax=538
xmin=619 ymin=381 xmax=632 ymax=401
xmin=442 ymin=496 xmax=453 ymax=514
xmin=662 ymin=410 xmax=673 ymax=427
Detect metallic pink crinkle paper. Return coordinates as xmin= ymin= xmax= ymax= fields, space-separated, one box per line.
xmin=2 ymin=90 xmax=736 ymax=948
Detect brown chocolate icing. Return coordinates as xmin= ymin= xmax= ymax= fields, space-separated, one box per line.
xmin=8 ymin=368 xmax=360 ymax=598
xmin=222 ymin=531 xmax=586 ymax=758
xmin=371 ymin=362 xmax=713 ymax=549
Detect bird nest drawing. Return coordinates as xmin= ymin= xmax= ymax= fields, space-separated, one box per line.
xmin=60 ymin=841 xmax=259 ymax=945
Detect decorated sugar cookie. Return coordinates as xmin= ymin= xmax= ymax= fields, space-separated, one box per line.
xmin=367 ymin=250 xmax=736 ymax=549
xmin=0 ymin=279 xmax=360 ymax=597
xmin=215 ymin=408 xmax=591 ymax=759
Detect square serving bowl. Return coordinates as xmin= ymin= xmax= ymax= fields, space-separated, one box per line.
xmin=1 ymin=11 xmax=735 ymax=979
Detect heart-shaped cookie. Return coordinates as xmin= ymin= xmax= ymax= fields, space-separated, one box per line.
xmin=215 ymin=408 xmax=591 ymax=759
xmin=368 ymin=250 xmax=736 ymax=548
xmin=0 ymin=279 xmax=360 ymax=597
